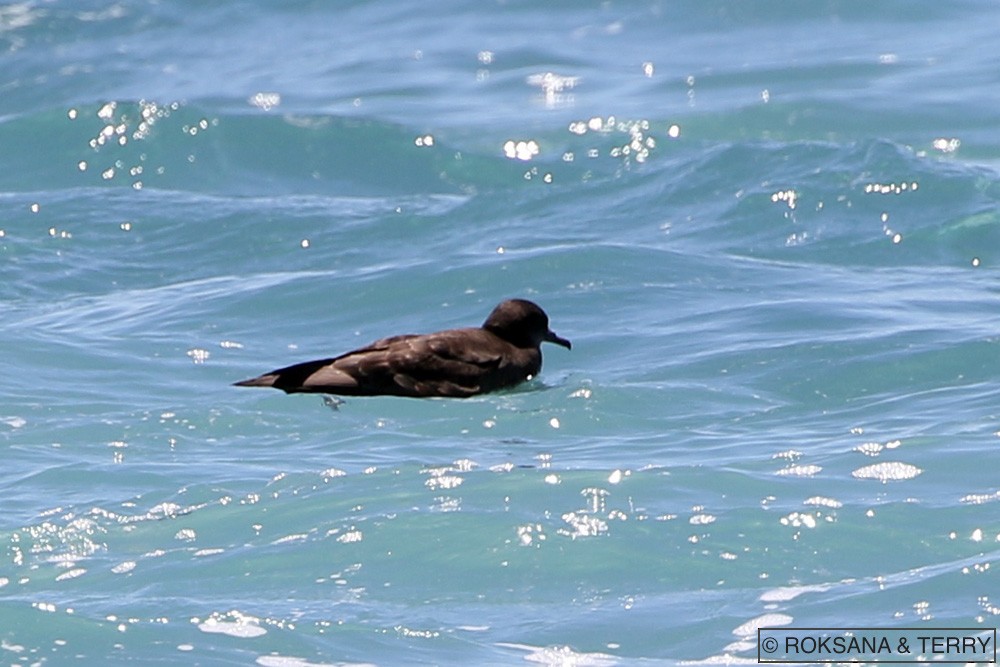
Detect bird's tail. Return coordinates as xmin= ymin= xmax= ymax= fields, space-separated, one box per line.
xmin=232 ymin=374 xmax=278 ymax=388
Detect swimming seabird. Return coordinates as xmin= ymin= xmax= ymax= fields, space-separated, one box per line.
xmin=233 ymin=299 xmax=571 ymax=398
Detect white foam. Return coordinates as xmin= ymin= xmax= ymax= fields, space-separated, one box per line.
xmin=731 ymin=613 xmax=793 ymax=638
xmin=852 ymin=461 xmax=922 ymax=482
xmin=760 ymin=583 xmax=832 ymax=602
xmin=198 ymin=613 xmax=267 ymax=638
xmin=496 ymin=642 xmax=618 ymax=666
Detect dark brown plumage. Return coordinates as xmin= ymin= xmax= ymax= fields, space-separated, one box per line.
xmin=232 ymin=299 xmax=571 ymax=398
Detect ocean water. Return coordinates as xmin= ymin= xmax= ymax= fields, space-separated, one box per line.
xmin=2 ymin=1 xmax=1000 ymax=664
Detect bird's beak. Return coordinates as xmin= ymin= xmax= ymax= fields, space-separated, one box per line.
xmin=545 ymin=329 xmax=572 ymax=350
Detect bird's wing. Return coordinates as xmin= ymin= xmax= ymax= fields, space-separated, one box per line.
xmin=299 ymin=330 xmax=505 ymax=397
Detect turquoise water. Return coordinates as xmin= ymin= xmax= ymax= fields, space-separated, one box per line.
xmin=3 ymin=1 xmax=1000 ymax=664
